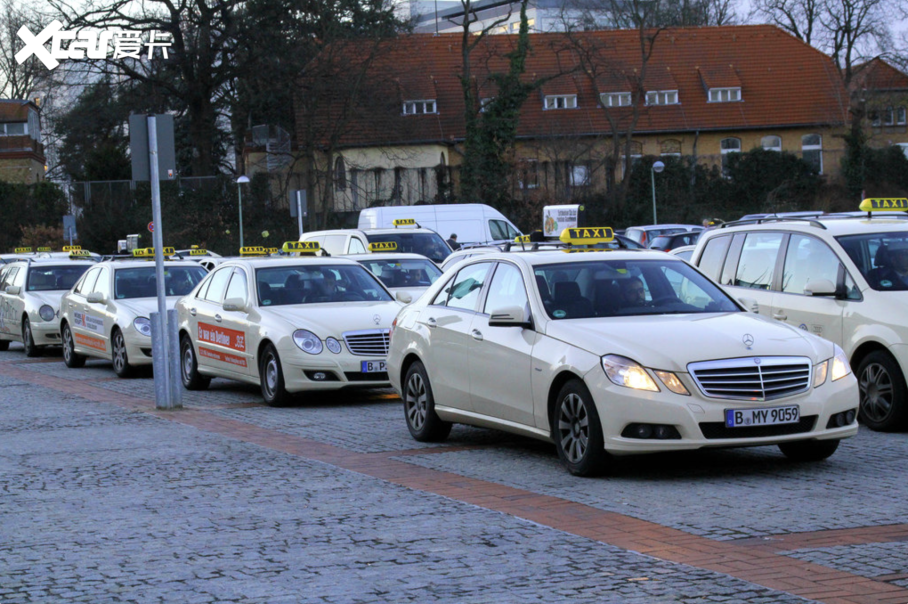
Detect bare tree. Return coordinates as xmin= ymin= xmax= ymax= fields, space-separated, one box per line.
xmin=0 ymin=0 xmax=53 ymax=99
xmin=752 ymin=0 xmax=821 ymax=44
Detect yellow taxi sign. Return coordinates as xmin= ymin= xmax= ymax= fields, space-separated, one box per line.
xmin=239 ymin=246 xmax=267 ymax=256
xmin=514 ymin=235 xmax=532 ymax=243
xmin=37 ymin=247 xmax=52 ymax=252
xmin=163 ymin=247 xmax=175 ymax=256
xmin=14 ymin=247 xmax=32 ymax=253
xmin=189 ymin=249 xmax=208 ymax=256
xmin=266 ymin=247 xmax=279 ymax=254
xmin=69 ymin=250 xmax=92 ymax=257
xmin=63 ymin=245 xmax=81 ymax=252
xmin=393 ymin=218 xmax=416 ymax=227
xmin=282 ymin=241 xmax=320 ymax=253
xmin=368 ymin=241 xmax=397 ymax=252
xmin=133 ymin=248 xmax=154 ymax=258
xmin=859 ymin=198 xmax=908 ymax=212
xmin=559 ymin=227 xmax=615 ymax=245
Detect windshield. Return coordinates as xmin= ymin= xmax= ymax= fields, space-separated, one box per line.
xmin=356 ymin=258 xmax=442 ymax=289
xmin=837 ymin=232 xmax=908 ymax=291
xmin=27 ymin=265 xmax=91 ymax=291
xmin=255 ymin=264 xmax=394 ymax=306
xmin=365 ymin=232 xmax=451 ymax=263
xmin=535 ymin=259 xmax=741 ymax=319
xmin=114 ymin=266 xmax=208 ymax=299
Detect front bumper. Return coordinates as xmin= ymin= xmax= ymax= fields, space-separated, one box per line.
xmin=584 ymin=368 xmax=859 ymax=455
xmin=278 ymin=341 xmax=390 ymax=393
xmin=30 ymin=316 xmax=63 ymax=346
xmin=124 ymin=327 xmax=154 ymax=366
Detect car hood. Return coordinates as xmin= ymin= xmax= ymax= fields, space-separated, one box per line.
xmin=115 ymin=297 xmax=180 ymax=318
xmin=546 ymin=312 xmax=833 ymax=372
xmin=261 ymin=301 xmax=401 ymax=337
xmin=28 ymin=290 xmax=66 ymax=309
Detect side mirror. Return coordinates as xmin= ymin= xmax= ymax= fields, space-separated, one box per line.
xmin=86 ymin=291 xmax=105 ymax=304
xmin=804 ymin=279 xmax=837 ymax=297
xmin=737 ymin=297 xmax=760 ymax=313
xmin=5 ymin=285 xmax=20 ymax=295
xmin=488 ymin=305 xmax=533 ymax=328
xmin=222 ymin=297 xmax=247 ymax=312
xmin=395 ymin=291 xmax=413 ymax=304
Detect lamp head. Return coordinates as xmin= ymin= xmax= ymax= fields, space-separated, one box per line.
xmin=652 ymin=161 xmax=665 ymax=174
xmin=236 ymin=175 xmax=250 ymax=184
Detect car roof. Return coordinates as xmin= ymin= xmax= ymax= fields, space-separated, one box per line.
xmin=303 ymin=227 xmax=440 ymax=237
xmin=95 ymin=259 xmax=204 ymax=269
xmin=343 ymin=252 xmax=434 ymax=261
xmin=214 ymin=256 xmax=363 ymax=269
xmin=462 ymin=249 xmax=672 ymax=267
xmin=710 ymin=215 xmax=908 ymax=237
xmin=627 ymin=224 xmax=702 ymax=231
xmin=9 ymin=259 xmax=96 ymax=267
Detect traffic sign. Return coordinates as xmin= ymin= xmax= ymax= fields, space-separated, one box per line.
xmin=148 ymin=222 xmax=154 ymax=232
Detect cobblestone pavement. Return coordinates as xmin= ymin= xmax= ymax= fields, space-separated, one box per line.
xmin=2 ymin=344 xmax=908 ymax=603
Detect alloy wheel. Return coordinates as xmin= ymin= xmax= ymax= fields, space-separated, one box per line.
xmin=860 ymin=362 xmax=893 ymax=424
xmin=405 ymin=372 xmax=427 ymax=431
xmin=558 ymin=393 xmax=590 ymax=464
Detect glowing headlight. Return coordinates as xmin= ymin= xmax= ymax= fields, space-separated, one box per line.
xmin=654 ymin=370 xmax=690 ymax=395
xmin=831 ymin=345 xmax=851 ymax=381
xmin=602 ymin=355 xmax=659 ymax=392
xmin=38 ymin=305 xmax=55 ymax=322
xmin=133 ymin=317 xmax=152 ymax=337
xmin=325 ymin=337 xmax=342 ymax=354
xmin=813 ymin=360 xmax=828 ymax=388
xmin=293 ymin=329 xmax=323 ymax=354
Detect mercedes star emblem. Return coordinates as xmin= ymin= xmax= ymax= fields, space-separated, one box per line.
xmin=373 ymin=314 xmax=381 ymax=326
xmin=743 ymin=334 xmax=754 ymax=348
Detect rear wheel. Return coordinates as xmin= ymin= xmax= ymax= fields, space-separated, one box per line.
xmin=111 ymin=328 xmax=134 ymax=378
xmin=554 ymin=380 xmax=609 ymax=477
xmin=61 ymin=323 xmax=85 ymax=368
xmin=22 ymin=318 xmax=42 ymax=358
xmin=857 ymin=351 xmax=908 ymax=431
xmin=403 ymin=361 xmax=451 ymax=442
xmin=260 ymin=343 xmax=292 ymax=406
xmin=0 ymin=340 xmax=9 ymax=351
xmin=180 ymin=335 xmax=210 ymax=390
xmin=778 ymin=439 xmax=840 ymax=462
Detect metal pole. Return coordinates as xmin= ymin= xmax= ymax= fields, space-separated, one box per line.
xmin=651 ymin=167 xmax=658 ymax=225
xmin=167 ymin=308 xmax=182 ymax=408
xmin=148 ymin=115 xmax=173 ymax=409
xmin=296 ymin=191 xmax=303 ymax=238
xmin=238 ymin=184 xmax=244 ymax=249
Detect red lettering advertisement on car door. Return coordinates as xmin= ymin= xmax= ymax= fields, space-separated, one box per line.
xmin=197 ymin=322 xmax=246 ymax=352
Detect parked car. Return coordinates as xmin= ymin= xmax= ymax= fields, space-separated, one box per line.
xmin=649 ymin=231 xmax=702 ymax=252
xmin=624 ymin=224 xmax=703 ymax=247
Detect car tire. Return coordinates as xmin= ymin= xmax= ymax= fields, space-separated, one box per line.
xmin=857 ymin=350 xmax=908 ymax=432
xmin=22 ymin=318 xmax=42 ymax=358
xmin=0 ymin=340 xmax=9 ymax=351
xmin=180 ymin=335 xmax=210 ymax=391
xmin=553 ymin=380 xmax=609 ymax=477
xmin=61 ymin=323 xmax=86 ymax=368
xmin=778 ymin=439 xmax=840 ymax=462
xmin=260 ymin=343 xmax=292 ymax=407
xmin=403 ymin=361 xmax=451 ymax=442
xmin=111 ymin=328 xmax=134 ymax=378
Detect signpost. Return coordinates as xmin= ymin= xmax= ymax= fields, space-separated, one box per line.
xmin=62 ymin=214 xmax=76 ymax=246
xmin=289 ymin=190 xmax=307 ymax=237
xmin=147 ymin=222 xmax=154 ymax=232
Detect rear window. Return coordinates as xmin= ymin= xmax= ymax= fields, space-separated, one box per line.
xmin=366 ymin=232 xmax=451 ymax=264
xmin=357 ymin=258 xmax=443 ymax=289
xmin=114 ymin=266 xmax=208 ymax=299
xmin=26 ymin=265 xmax=91 ymax=291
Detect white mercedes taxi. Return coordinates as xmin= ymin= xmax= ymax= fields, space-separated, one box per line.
xmin=387 ymin=228 xmax=859 ymax=476
xmin=175 ymin=243 xmax=403 ymax=406
xmin=0 ymin=252 xmax=95 ymax=355
xmin=60 ymin=251 xmax=208 ymax=376
xmin=345 ymin=243 xmax=444 ymax=303
xmin=299 ymin=219 xmax=453 ymax=265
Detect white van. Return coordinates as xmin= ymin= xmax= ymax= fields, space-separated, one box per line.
xmin=357 ymin=204 xmax=522 ymax=246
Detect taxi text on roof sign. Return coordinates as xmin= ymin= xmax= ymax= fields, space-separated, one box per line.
xmin=69 ymin=250 xmax=92 ymax=257
xmin=37 ymin=247 xmax=52 ymax=252
xmin=559 ymin=227 xmax=615 ymax=245
xmin=133 ymin=247 xmax=175 ymax=258
xmin=282 ymin=241 xmax=320 ymax=253
xmin=63 ymin=245 xmax=81 ymax=252
xmin=393 ymin=218 xmax=416 ymax=227
xmin=368 ymin=241 xmax=397 ymax=252
xmin=514 ymin=234 xmax=532 ymax=243
xmin=266 ymin=247 xmax=279 ymax=254
xmin=859 ymin=198 xmax=908 ymax=212
xmin=189 ymin=249 xmax=208 ymax=256
xmin=14 ymin=247 xmax=32 ymax=253
xmin=239 ymin=246 xmax=267 ymax=256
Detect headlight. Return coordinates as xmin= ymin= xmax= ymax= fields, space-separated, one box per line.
xmin=602 ymin=355 xmax=659 ymax=392
xmin=134 ymin=317 xmax=152 ymax=337
xmin=654 ymin=370 xmax=689 ymax=395
xmin=38 ymin=305 xmax=55 ymax=322
xmin=325 ymin=337 xmax=342 ymax=354
xmin=831 ymin=345 xmax=851 ymax=381
xmin=813 ymin=360 xmax=828 ymax=388
xmin=293 ymin=329 xmax=323 ymax=354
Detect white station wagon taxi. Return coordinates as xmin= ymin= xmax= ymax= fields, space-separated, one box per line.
xmin=387 ymin=228 xmax=859 ymax=476
xmin=175 ymin=243 xmax=402 ymax=405
xmin=60 ymin=251 xmax=209 ymax=376
xmin=300 ymin=219 xmax=453 ymax=264
xmin=0 ymin=253 xmax=95 ymax=355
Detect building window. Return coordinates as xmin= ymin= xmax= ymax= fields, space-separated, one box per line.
xmin=802 ymin=134 xmax=823 ymax=174
xmin=601 ymin=92 xmax=632 ymax=107
xmin=870 ymin=110 xmax=881 ymax=127
xmin=402 ymin=100 xmax=436 ymax=115
xmin=0 ymin=122 xmax=27 ymax=136
xmin=334 ymin=156 xmax=346 ymax=191
xmin=569 ymin=163 xmax=589 ymax=187
xmin=898 ymin=107 xmax=907 ymax=125
xmin=884 ymin=106 xmax=895 ymax=126
xmin=518 ymin=159 xmax=538 ymax=189
xmin=480 ymin=97 xmax=494 ymax=112
xmin=708 ymin=88 xmax=741 ymax=103
xmin=544 ymin=95 xmax=577 ymax=110
xmin=761 ymin=135 xmax=782 ymax=152
xmin=721 ymin=137 xmax=741 ymax=175
xmin=645 ymin=90 xmax=678 ymax=105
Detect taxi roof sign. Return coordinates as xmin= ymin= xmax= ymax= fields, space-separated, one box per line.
xmin=393 ymin=218 xmax=417 ymax=227
xmin=189 ymin=249 xmax=208 ymax=256
xmin=62 ymin=245 xmax=81 ymax=252
xmin=559 ymin=227 xmax=615 ymax=245
xmin=14 ymin=247 xmax=32 ymax=253
xmin=240 ymin=246 xmax=267 ymax=256
xmin=859 ymin=198 xmax=908 ymax=212
xmin=282 ymin=241 xmax=320 ymax=254
xmin=266 ymin=247 xmax=279 ymax=254
xmin=133 ymin=247 xmax=175 ymax=258
xmin=69 ymin=249 xmax=92 ymax=258
xmin=37 ymin=247 xmax=52 ymax=252
xmin=514 ymin=235 xmax=532 ymax=243
xmin=368 ymin=241 xmax=397 ymax=252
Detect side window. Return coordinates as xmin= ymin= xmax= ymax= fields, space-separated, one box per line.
xmin=483 ymin=263 xmax=529 ymax=314
xmin=431 ymin=276 xmax=456 ymax=306
xmin=92 ymin=267 xmax=111 ymax=297
xmin=844 ymin=271 xmax=861 ymax=300
xmin=720 ymin=234 xmax=746 ymax=286
xmin=781 ymin=235 xmax=841 ymax=294
xmin=74 ymin=268 xmax=100 ymax=295
xmin=323 ymin=234 xmax=348 ymax=256
xmin=12 ymin=266 xmax=27 ymax=287
xmin=224 ymin=269 xmax=248 ymax=302
xmin=489 ymin=220 xmax=506 ymax=240
xmin=436 ymin=262 xmax=492 ymax=311
xmin=0 ymin=266 xmax=13 ymax=291
xmin=734 ymin=232 xmax=783 ymax=290
xmin=697 ymin=235 xmax=731 ymax=281
xmin=203 ymin=267 xmax=233 ymax=303
xmin=348 ymin=237 xmax=367 ymax=254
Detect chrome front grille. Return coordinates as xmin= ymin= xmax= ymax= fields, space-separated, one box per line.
xmin=687 ymin=357 xmax=812 ymax=401
xmin=343 ymin=329 xmax=390 ymax=356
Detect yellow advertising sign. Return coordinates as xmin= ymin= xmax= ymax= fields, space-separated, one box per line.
xmin=859 ymin=198 xmax=908 ymax=212
xmin=368 ymin=241 xmax=398 ymax=252
xmin=559 ymin=227 xmax=615 ymax=245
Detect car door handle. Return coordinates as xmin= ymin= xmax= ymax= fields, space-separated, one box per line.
xmin=471 ymin=329 xmax=483 ymax=341
xmin=214 ymin=314 xmax=222 ymax=322
xmin=189 ymin=308 xmax=196 ymax=316
xmin=773 ymin=312 xmax=787 ymax=320
xmin=426 ymin=317 xmax=437 ymax=328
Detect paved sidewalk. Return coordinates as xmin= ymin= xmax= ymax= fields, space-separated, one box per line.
xmin=2 ymin=345 xmax=907 ymax=603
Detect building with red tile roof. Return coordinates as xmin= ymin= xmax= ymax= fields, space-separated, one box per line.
xmin=0 ymin=100 xmax=45 ymax=184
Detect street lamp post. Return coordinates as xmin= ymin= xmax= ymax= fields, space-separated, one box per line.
xmin=650 ymin=160 xmax=664 ymax=225
xmin=236 ymin=175 xmax=250 ymax=249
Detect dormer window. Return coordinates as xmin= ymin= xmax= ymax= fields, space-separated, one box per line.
xmin=544 ymin=95 xmax=577 ymax=110
xmin=645 ymin=90 xmax=678 ymax=106
xmin=708 ymin=88 xmax=741 ymax=103
xmin=480 ymin=97 xmax=494 ymax=112
xmin=601 ymin=92 xmax=632 ymax=107
xmin=0 ymin=122 xmax=27 ymax=136
xmin=403 ymin=100 xmax=436 ymax=115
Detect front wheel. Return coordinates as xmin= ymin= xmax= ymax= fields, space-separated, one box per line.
xmin=61 ymin=323 xmax=86 ymax=368
xmin=857 ymin=351 xmax=908 ymax=431
xmin=22 ymin=318 xmax=42 ymax=357
xmin=403 ymin=361 xmax=451 ymax=442
xmin=180 ymin=336 xmax=210 ymax=390
xmin=111 ymin=328 xmax=134 ymax=378
xmin=778 ymin=439 xmax=840 ymax=462
xmin=0 ymin=340 xmax=9 ymax=351
xmin=554 ymin=380 xmax=609 ymax=477
xmin=260 ymin=344 xmax=292 ymax=406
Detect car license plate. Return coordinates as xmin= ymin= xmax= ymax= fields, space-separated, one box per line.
xmin=725 ymin=405 xmax=799 ymax=428
xmin=361 ymin=360 xmax=386 ymax=373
